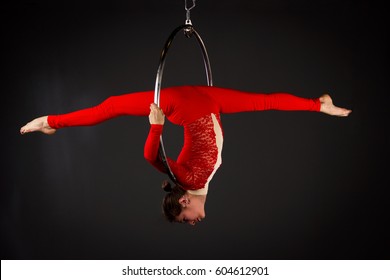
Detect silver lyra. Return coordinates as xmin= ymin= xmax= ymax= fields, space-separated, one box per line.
xmin=153 ymin=24 xmax=213 ymax=183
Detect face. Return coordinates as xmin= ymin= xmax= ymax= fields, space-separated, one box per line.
xmin=175 ymin=195 xmax=206 ymax=226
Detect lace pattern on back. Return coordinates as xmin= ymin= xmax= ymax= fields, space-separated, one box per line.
xmin=180 ymin=113 xmax=222 ymax=190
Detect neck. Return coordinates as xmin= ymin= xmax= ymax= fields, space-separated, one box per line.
xmin=189 ymin=193 xmax=207 ymax=204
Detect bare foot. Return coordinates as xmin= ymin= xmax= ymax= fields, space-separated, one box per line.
xmin=319 ymin=94 xmax=352 ymax=117
xmin=20 ymin=116 xmax=56 ymax=135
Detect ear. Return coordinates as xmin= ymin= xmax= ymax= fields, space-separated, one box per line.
xmin=178 ymin=195 xmax=190 ymax=208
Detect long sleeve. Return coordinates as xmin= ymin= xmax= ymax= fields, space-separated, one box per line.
xmin=143 ymin=124 xmax=166 ymax=173
xmin=143 ymin=124 xmax=195 ymax=189
xmin=47 ymin=91 xmax=154 ymax=129
xmin=201 ymin=86 xmax=321 ymax=114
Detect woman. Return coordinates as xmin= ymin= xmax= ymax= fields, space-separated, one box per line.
xmin=20 ymin=86 xmax=352 ymax=225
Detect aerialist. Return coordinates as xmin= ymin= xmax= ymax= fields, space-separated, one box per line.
xmin=20 ymin=85 xmax=352 ymax=225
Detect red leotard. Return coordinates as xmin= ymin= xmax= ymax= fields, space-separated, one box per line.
xmin=47 ymin=86 xmax=321 ymax=191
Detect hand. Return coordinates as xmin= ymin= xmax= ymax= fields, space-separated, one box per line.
xmin=149 ymin=103 xmax=165 ymax=125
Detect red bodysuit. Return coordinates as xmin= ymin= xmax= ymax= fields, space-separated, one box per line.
xmin=47 ymin=86 xmax=321 ymax=193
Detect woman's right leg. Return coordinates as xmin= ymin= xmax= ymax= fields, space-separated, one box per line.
xmin=20 ymin=116 xmax=56 ymax=135
xmin=20 ymin=90 xmax=154 ymax=134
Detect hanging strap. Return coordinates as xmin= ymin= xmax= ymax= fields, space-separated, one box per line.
xmin=185 ymin=0 xmax=196 ymax=25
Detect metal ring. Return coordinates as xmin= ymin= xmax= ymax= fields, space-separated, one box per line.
xmin=154 ymin=24 xmax=213 ymax=183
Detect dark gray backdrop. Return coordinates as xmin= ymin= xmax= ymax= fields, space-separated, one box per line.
xmin=2 ymin=0 xmax=388 ymax=259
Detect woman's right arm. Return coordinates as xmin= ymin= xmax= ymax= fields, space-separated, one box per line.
xmin=144 ymin=103 xmax=168 ymax=172
xmin=143 ymin=123 xmax=194 ymax=187
xmin=143 ymin=124 xmax=167 ymax=173
xmin=144 ymin=104 xmax=193 ymax=186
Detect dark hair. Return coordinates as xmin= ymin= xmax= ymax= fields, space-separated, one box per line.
xmin=161 ymin=180 xmax=186 ymax=222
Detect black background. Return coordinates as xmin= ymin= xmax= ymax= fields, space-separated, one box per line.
xmin=1 ymin=0 xmax=388 ymax=259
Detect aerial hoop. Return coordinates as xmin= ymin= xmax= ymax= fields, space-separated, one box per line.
xmin=154 ymin=24 xmax=213 ymax=183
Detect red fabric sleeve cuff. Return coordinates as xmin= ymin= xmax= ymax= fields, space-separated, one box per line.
xmin=314 ymin=98 xmax=321 ymax=112
xmin=47 ymin=115 xmax=57 ymax=129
